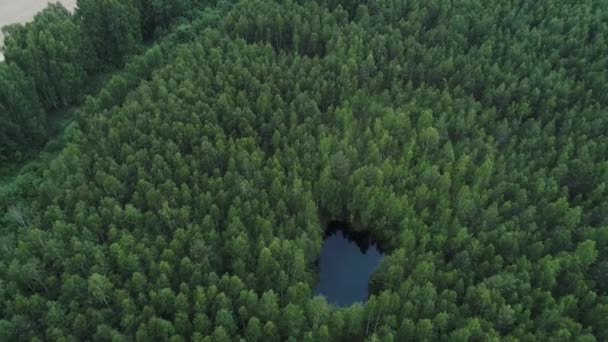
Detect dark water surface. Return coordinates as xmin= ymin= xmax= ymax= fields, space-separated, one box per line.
xmin=314 ymin=221 xmax=383 ymax=306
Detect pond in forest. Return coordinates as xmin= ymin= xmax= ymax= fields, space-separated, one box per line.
xmin=314 ymin=221 xmax=384 ymax=306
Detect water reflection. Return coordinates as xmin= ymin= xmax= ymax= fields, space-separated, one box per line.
xmin=314 ymin=221 xmax=383 ymax=306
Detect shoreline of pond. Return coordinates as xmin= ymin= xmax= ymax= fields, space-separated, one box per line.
xmin=314 ymin=219 xmax=385 ymax=307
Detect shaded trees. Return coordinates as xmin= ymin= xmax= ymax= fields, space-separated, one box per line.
xmin=76 ymin=0 xmax=142 ymax=66
xmin=2 ymin=4 xmax=90 ymax=110
xmin=0 ymin=63 xmax=46 ymax=160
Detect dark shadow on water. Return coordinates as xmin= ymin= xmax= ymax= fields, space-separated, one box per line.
xmin=314 ymin=221 xmax=384 ymax=307
xmin=324 ymin=220 xmax=386 ymax=254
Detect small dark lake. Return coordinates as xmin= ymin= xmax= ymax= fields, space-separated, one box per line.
xmin=314 ymin=221 xmax=384 ymax=306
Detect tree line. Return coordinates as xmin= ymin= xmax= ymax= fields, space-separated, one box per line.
xmin=0 ymin=0 xmax=203 ymax=162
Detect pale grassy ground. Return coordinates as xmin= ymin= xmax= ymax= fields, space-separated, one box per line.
xmin=0 ymin=0 xmax=77 ymax=60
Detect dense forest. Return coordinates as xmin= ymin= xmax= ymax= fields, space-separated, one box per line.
xmin=1 ymin=0 xmax=607 ymax=340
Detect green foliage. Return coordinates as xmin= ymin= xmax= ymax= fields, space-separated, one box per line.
xmin=0 ymin=0 xmax=180 ymax=162
xmin=0 ymin=63 xmax=46 ymax=161
xmin=137 ymin=0 xmax=194 ymax=38
xmin=76 ymin=0 xmax=142 ymax=66
xmin=1 ymin=0 xmax=608 ymax=341
xmin=2 ymin=4 xmax=90 ymax=110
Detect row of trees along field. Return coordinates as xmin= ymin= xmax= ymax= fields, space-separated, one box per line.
xmin=0 ymin=0 xmax=202 ymax=162
xmin=1 ymin=0 xmax=608 ymax=341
